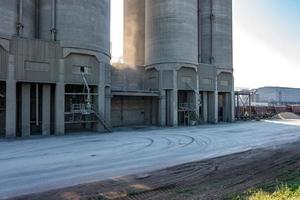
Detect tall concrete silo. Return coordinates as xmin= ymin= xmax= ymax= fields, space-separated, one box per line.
xmin=199 ymin=0 xmax=232 ymax=68
xmin=39 ymin=0 xmax=112 ymax=134
xmin=145 ymin=0 xmax=198 ymax=66
xmin=39 ymin=0 xmax=111 ymax=57
xmin=0 ymin=0 xmax=35 ymax=38
xmin=145 ymin=0 xmax=199 ymax=126
xmin=123 ymin=0 xmax=145 ymax=67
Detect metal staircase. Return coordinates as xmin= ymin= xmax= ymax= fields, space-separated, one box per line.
xmin=81 ymin=72 xmax=112 ymax=132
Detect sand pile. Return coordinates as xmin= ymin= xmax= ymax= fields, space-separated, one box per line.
xmin=272 ymin=112 xmax=300 ymax=120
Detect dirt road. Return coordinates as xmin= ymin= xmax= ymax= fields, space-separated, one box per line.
xmin=1 ymin=120 xmax=300 ymax=199
xmin=13 ymin=141 xmax=300 ymax=200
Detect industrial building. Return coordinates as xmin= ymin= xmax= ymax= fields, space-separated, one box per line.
xmin=254 ymin=87 xmax=300 ymax=105
xmin=0 ymin=0 xmax=234 ymax=137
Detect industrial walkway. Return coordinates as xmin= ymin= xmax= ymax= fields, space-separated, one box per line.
xmin=1 ymin=120 xmax=300 ymax=199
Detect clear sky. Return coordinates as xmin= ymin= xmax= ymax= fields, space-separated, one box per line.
xmin=111 ymin=0 xmax=300 ymax=89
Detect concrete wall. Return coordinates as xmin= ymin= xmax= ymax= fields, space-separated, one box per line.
xmin=64 ymin=54 xmax=100 ymax=85
xmin=11 ymin=37 xmax=62 ymax=83
xmin=111 ymin=63 xmax=145 ymax=91
xmin=111 ymin=96 xmax=158 ymax=127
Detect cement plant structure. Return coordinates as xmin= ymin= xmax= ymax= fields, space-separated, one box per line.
xmin=0 ymin=0 xmax=234 ymax=137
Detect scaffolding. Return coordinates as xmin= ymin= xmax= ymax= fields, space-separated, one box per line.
xmin=64 ymin=71 xmax=112 ymax=132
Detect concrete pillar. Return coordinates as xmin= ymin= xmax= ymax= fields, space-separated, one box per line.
xmin=97 ymin=62 xmax=106 ymax=132
xmin=213 ymin=74 xmax=219 ymax=123
xmin=21 ymin=83 xmax=31 ymax=137
xmin=105 ymin=86 xmax=111 ymax=125
xmin=230 ymin=91 xmax=235 ymax=122
xmin=55 ymin=59 xmax=65 ymax=135
xmin=159 ymin=90 xmax=166 ymax=126
xmin=171 ymin=70 xmax=178 ymax=126
xmin=213 ymin=90 xmax=219 ymax=123
xmin=5 ymin=55 xmax=16 ymax=138
xmin=171 ymin=89 xmax=178 ymax=126
xmin=203 ymin=92 xmax=208 ymax=123
xmin=42 ymin=85 xmax=51 ymax=136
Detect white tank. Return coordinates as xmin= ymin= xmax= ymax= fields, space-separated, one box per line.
xmin=145 ymin=0 xmax=198 ymax=66
xmin=39 ymin=0 xmax=111 ymax=56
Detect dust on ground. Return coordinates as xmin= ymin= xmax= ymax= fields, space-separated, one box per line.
xmin=12 ymin=142 xmax=300 ymax=200
xmin=272 ymin=112 xmax=300 ymax=120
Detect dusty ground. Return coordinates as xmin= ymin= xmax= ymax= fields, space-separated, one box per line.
xmin=2 ymin=120 xmax=300 ymax=199
xmin=12 ymin=141 xmax=300 ymax=200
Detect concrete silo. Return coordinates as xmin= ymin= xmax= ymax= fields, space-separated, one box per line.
xmin=145 ymin=0 xmax=199 ymax=126
xmin=123 ymin=0 xmax=145 ymax=67
xmin=198 ymin=0 xmax=234 ymax=123
xmin=199 ymin=0 xmax=232 ymax=68
xmin=0 ymin=0 xmax=35 ymax=38
xmin=38 ymin=0 xmax=112 ymax=134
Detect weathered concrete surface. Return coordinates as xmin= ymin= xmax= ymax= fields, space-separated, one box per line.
xmin=1 ymin=120 xmax=300 ymax=199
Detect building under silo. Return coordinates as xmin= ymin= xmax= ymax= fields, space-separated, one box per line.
xmin=0 ymin=0 xmax=234 ymax=138
xmin=117 ymin=0 xmax=234 ymax=127
xmin=0 ymin=0 xmax=111 ymax=137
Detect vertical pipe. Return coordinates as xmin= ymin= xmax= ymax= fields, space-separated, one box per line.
xmin=210 ymin=0 xmax=214 ymax=64
xmin=35 ymin=0 xmax=40 ymax=38
xmin=17 ymin=0 xmax=24 ymax=36
xmin=197 ymin=0 xmax=201 ymax=63
xmin=51 ymin=0 xmax=57 ymax=41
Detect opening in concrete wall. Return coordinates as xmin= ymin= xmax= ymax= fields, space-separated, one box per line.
xmin=64 ymin=84 xmax=98 ymax=133
xmin=16 ymin=83 xmax=55 ymax=137
xmin=178 ymin=90 xmax=198 ymax=126
xmin=0 ymin=81 xmax=5 ymax=137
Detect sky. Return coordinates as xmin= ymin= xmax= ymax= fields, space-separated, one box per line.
xmin=111 ymin=0 xmax=300 ymax=89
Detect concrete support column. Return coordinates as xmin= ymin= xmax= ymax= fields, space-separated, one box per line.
xmin=5 ymin=55 xmax=16 ymax=138
xmin=213 ymin=90 xmax=218 ymax=123
xmin=213 ymin=75 xmax=219 ymax=123
xmin=231 ymin=91 xmax=235 ymax=122
xmin=42 ymin=85 xmax=51 ymax=136
xmin=159 ymin=90 xmax=166 ymax=126
xmin=55 ymin=59 xmax=65 ymax=135
xmin=21 ymin=83 xmax=31 ymax=137
xmin=105 ymin=86 xmax=111 ymax=125
xmin=170 ymin=89 xmax=178 ymax=126
xmin=194 ymin=75 xmax=200 ymax=121
xmin=231 ymin=75 xmax=235 ymax=122
xmin=202 ymin=92 xmax=208 ymax=123
xmin=171 ymin=70 xmax=178 ymax=126
xmin=97 ymin=62 xmax=106 ymax=132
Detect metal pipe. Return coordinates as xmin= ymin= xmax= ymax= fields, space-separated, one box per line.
xmin=197 ymin=0 xmax=201 ymax=63
xmin=210 ymin=0 xmax=214 ymax=64
xmin=35 ymin=0 xmax=40 ymax=38
xmin=17 ymin=0 xmax=24 ymax=36
xmin=51 ymin=0 xmax=57 ymax=41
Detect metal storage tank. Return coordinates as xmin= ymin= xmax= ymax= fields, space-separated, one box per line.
xmin=123 ymin=0 xmax=145 ymax=66
xmin=199 ymin=0 xmax=233 ymax=68
xmin=145 ymin=0 xmax=198 ymax=66
xmin=0 ymin=0 xmax=35 ymax=38
xmin=39 ymin=0 xmax=111 ymax=56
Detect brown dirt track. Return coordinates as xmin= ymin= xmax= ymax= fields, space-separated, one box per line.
xmin=12 ymin=142 xmax=300 ymax=200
